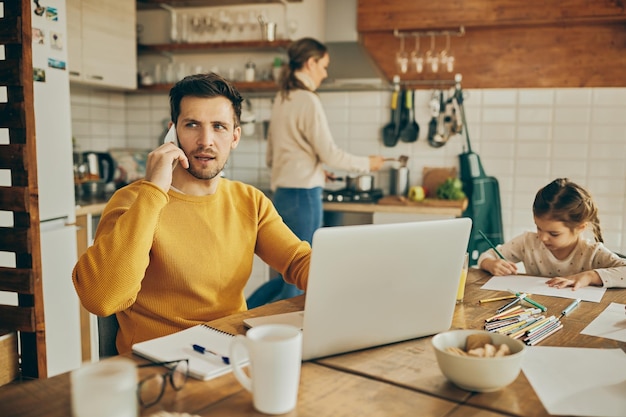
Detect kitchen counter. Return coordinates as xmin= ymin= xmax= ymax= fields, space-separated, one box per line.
xmin=323 ymin=201 xmax=464 ymax=217
xmin=323 ymin=197 xmax=466 ymax=226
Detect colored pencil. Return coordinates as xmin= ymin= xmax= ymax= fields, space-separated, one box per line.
xmin=479 ymin=294 xmax=518 ymax=304
xmin=479 ymin=230 xmax=506 ymax=260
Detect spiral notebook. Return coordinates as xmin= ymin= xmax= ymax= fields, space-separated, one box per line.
xmin=131 ymin=324 xmax=248 ymax=380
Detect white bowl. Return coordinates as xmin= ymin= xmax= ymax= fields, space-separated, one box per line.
xmin=432 ymin=329 xmax=526 ymax=392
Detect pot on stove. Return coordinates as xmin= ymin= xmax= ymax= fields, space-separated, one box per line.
xmin=345 ymin=175 xmax=374 ymax=192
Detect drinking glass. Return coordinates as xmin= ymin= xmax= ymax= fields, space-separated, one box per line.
xmin=396 ymin=36 xmax=409 ymax=74
xmin=426 ymin=34 xmax=439 ymax=73
xmin=410 ymin=36 xmax=424 ymax=73
xmin=456 ymin=253 xmax=469 ymax=303
xmin=71 ymin=357 xmax=137 ymax=417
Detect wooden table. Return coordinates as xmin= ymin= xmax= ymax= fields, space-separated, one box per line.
xmin=1 ymin=269 xmax=624 ymax=417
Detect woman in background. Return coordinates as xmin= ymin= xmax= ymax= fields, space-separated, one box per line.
xmin=247 ymin=38 xmax=385 ymax=308
xmin=478 ymin=178 xmax=626 ymax=290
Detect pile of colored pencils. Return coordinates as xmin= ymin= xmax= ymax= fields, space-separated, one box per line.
xmin=483 ymin=305 xmax=563 ymax=346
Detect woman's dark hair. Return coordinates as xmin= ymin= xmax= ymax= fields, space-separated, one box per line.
xmin=533 ymin=178 xmax=603 ymax=242
xmin=169 ymin=72 xmax=243 ymax=127
xmin=279 ymin=37 xmax=327 ymax=99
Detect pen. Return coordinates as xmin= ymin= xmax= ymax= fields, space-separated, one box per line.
xmin=192 ymin=344 xmax=230 ymax=364
xmin=479 ymin=294 xmax=518 ymax=304
xmin=508 ymin=290 xmax=547 ymax=312
xmin=560 ymin=298 xmax=582 ymax=318
xmin=485 ymin=305 xmax=523 ymax=322
xmin=495 ymin=294 xmax=525 ymax=314
xmin=478 ymin=230 xmax=506 ymax=260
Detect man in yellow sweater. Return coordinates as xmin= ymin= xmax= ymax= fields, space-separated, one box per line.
xmin=72 ymin=73 xmax=311 ymax=354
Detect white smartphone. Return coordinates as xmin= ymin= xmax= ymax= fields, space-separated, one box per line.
xmin=163 ymin=124 xmax=178 ymax=145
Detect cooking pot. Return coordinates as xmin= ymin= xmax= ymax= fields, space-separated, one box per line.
xmin=390 ymin=167 xmax=409 ymax=196
xmin=345 ymin=175 xmax=374 ymax=192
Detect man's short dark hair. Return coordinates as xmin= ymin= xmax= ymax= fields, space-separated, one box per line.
xmin=169 ymin=72 xmax=243 ymax=128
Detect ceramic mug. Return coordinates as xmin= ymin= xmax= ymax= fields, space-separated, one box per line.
xmin=230 ymin=324 xmax=302 ymax=415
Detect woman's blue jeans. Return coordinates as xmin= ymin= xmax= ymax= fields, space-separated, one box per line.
xmin=246 ymin=187 xmax=322 ymax=308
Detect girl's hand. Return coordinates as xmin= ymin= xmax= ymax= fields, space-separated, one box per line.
xmin=480 ymin=258 xmax=518 ymax=276
xmin=546 ymin=271 xmax=602 ymax=290
xmin=145 ymin=142 xmax=189 ymax=192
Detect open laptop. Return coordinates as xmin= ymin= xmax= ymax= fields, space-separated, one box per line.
xmin=244 ymin=218 xmax=472 ymax=361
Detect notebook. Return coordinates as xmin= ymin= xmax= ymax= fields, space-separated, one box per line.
xmin=132 ymin=324 xmax=248 ymax=381
xmin=244 ymin=218 xmax=472 ymax=360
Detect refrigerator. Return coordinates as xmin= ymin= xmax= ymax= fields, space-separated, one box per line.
xmin=31 ymin=0 xmax=82 ymax=377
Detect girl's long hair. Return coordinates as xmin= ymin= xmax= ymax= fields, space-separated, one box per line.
xmin=533 ymin=178 xmax=603 ymax=242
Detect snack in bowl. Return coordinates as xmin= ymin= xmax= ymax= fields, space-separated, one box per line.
xmin=432 ymin=329 xmax=526 ymax=392
xmin=445 ymin=333 xmax=511 ymax=357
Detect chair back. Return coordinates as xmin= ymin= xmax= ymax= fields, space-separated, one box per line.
xmin=97 ymin=315 xmax=119 ymax=358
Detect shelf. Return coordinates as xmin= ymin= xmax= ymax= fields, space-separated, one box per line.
xmin=134 ymin=80 xmax=280 ymax=93
xmin=137 ymin=0 xmax=301 ymax=10
xmin=138 ymin=39 xmax=291 ymax=54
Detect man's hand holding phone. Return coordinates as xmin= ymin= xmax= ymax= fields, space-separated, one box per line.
xmin=145 ymin=124 xmax=189 ymax=192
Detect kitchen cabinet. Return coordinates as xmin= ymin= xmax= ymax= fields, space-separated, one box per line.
xmin=356 ymin=0 xmax=626 ymax=88
xmin=67 ymin=0 xmax=137 ymax=90
xmin=358 ymin=0 xmax=626 ymax=32
xmin=323 ymin=201 xmax=464 ymax=227
xmin=75 ymin=206 xmax=103 ymax=363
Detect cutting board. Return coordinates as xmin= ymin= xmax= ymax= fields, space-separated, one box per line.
xmin=422 ymin=166 xmax=458 ymax=198
xmin=377 ymin=195 xmax=468 ymax=211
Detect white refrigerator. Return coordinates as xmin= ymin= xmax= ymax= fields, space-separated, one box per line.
xmin=31 ymin=0 xmax=82 ymax=377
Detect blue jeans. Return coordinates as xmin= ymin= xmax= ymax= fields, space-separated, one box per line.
xmin=246 ymin=187 xmax=322 ymax=308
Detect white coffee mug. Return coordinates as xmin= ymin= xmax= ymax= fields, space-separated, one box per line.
xmin=71 ymin=357 xmax=138 ymax=417
xmin=230 ymin=324 xmax=302 ymax=415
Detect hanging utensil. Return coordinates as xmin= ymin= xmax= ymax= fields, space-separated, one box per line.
xmin=398 ymin=89 xmax=419 ymax=143
xmin=427 ymin=91 xmax=445 ymax=148
xmin=384 ymin=155 xmax=409 ymax=167
xmin=382 ymin=88 xmax=401 ymax=147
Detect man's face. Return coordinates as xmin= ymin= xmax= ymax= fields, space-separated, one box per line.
xmin=175 ymin=95 xmax=241 ymax=180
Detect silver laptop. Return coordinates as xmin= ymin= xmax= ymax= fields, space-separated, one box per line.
xmin=244 ymin=218 xmax=472 ymax=360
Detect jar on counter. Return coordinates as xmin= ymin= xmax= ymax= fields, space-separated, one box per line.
xmin=244 ymin=60 xmax=256 ymax=82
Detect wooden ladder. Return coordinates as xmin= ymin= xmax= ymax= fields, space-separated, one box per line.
xmin=0 ymin=0 xmax=48 ymax=379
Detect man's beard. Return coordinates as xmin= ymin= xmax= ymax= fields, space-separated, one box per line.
xmin=187 ymin=160 xmax=225 ymax=180
xmin=185 ymin=148 xmax=226 ymax=180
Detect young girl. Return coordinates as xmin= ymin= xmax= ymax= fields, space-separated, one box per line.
xmin=478 ymin=178 xmax=626 ymax=290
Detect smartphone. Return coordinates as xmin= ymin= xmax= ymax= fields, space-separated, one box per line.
xmin=163 ymin=124 xmax=178 ymax=145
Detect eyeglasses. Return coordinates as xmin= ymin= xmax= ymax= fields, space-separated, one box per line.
xmin=137 ymin=359 xmax=189 ymax=407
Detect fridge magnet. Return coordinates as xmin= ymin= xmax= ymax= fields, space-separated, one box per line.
xmin=45 ymin=6 xmax=58 ymax=21
xmin=33 ymin=27 xmax=45 ymax=45
xmin=33 ymin=0 xmax=45 ymax=16
xmin=33 ymin=68 xmax=46 ymax=82
xmin=47 ymin=58 xmax=66 ymax=71
xmin=50 ymin=32 xmax=63 ymax=51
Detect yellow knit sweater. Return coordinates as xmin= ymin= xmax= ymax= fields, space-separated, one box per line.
xmin=72 ymin=179 xmax=311 ymax=353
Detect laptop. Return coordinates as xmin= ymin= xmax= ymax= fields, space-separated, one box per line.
xmin=244 ymin=218 xmax=472 ymax=360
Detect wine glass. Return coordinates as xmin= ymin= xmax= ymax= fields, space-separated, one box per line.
xmin=396 ymin=36 xmax=409 ymax=74
xmin=440 ymin=33 xmax=455 ymax=73
xmin=426 ymin=34 xmax=439 ymax=73
xmin=410 ymin=36 xmax=424 ymax=74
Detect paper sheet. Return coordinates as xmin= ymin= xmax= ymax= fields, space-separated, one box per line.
xmin=522 ymin=346 xmax=626 ymax=417
xmin=480 ymin=275 xmax=606 ymax=302
xmin=581 ymin=302 xmax=626 ymax=343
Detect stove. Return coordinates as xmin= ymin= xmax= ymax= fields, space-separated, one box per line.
xmin=322 ymin=188 xmax=384 ymax=203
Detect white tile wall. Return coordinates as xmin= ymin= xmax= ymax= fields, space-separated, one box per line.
xmin=69 ymin=86 xmax=626 ymax=255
